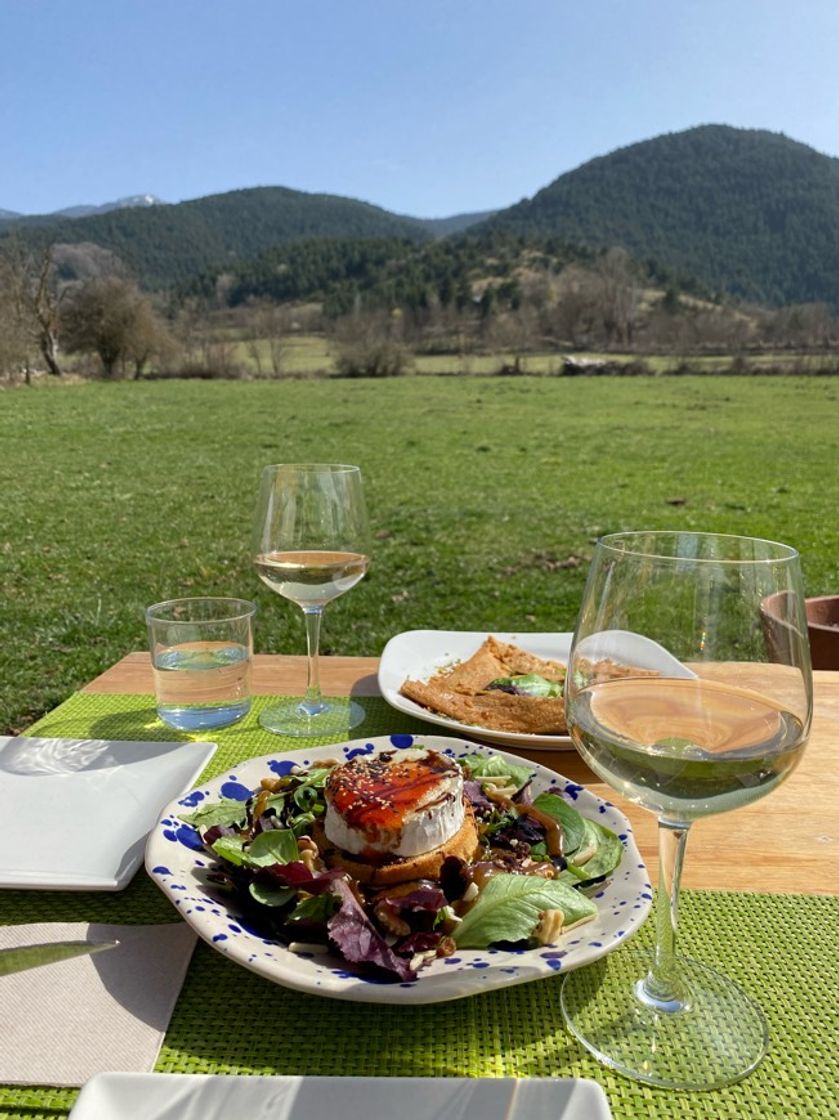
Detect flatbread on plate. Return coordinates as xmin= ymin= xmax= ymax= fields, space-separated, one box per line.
xmin=400 ymin=636 xmax=568 ymax=735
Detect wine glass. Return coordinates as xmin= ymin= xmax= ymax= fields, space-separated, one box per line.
xmin=561 ymin=531 xmax=812 ymax=1090
xmin=253 ymin=463 xmax=371 ymax=736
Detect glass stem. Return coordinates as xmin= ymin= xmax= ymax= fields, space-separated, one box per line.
xmin=638 ymin=819 xmax=691 ymax=1013
xmin=300 ymin=607 xmax=327 ymax=716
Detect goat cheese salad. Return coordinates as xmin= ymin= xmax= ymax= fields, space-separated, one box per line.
xmin=178 ymin=748 xmax=623 ymax=983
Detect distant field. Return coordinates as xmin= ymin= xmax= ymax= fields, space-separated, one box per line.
xmin=2 ymin=375 xmax=838 ymax=733
xmin=55 ymin=329 xmax=839 ymax=379
xmin=225 ymin=335 xmax=839 ymax=377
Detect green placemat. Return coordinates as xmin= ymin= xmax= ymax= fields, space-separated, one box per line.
xmin=2 ymin=691 xmax=838 ymax=1119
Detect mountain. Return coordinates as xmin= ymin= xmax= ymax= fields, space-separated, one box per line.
xmin=479 ymin=125 xmax=839 ymax=306
xmin=0 ymin=186 xmax=434 ymax=287
xmin=0 ymin=194 xmax=163 ymax=225
xmin=5 ymin=126 xmax=839 ymax=306
xmin=53 ymin=194 xmax=164 ymax=218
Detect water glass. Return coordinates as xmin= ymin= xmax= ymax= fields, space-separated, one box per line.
xmin=146 ymin=597 xmax=256 ymax=730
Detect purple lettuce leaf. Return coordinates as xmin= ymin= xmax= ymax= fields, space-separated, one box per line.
xmin=327 ymin=879 xmax=416 ymax=981
xmin=463 ymin=780 xmax=494 ymax=814
xmin=397 ymin=930 xmax=443 ymax=956
xmin=380 ymin=886 xmax=447 ymax=915
xmin=261 ymin=862 xmax=346 ymax=894
xmin=491 ymin=812 xmax=545 ymax=851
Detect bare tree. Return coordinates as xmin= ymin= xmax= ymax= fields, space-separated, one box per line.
xmin=548 ymin=264 xmax=600 ymax=348
xmin=760 ymin=302 xmax=836 ymax=349
xmin=61 ymin=275 xmax=172 ymax=377
xmin=593 ymin=247 xmax=642 ymax=347
xmin=51 ymin=241 xmax=127 ymax=284
xmin=331 ymin=310 xmax=412 ymax=377
xmin=0 ymin=251 xmax=32 ymax=380
xmin=31 ymin=249 xmax=65 ymax=376
xmin=0 ymin=242 xmax=68 ymax=376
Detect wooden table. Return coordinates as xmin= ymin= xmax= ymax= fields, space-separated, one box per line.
xmin=86 ymin=653 xmax=839 ymax=896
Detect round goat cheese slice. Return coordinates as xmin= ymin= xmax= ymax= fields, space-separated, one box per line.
xmin=323 ymin=747 xmax=465 ymax=858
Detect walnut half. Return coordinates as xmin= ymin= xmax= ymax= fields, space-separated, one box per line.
xmin=534 ymin=908 xmax=565 ymax=945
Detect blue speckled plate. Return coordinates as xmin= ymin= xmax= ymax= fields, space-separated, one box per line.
xmin=145 ymin=735 xmax=652 ymax=1004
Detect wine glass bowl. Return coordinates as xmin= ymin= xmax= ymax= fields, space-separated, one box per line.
xmin=561 ymin=531 xmax=812 ymax=1090
xmin=253 ymin=463 xmax=371 ymax=736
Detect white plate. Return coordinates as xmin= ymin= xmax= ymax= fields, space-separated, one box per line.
xmin=574 ymin=629 xmax=697 ymax=679
xmin=0 ymin=736 xmax=216 ymax=890
xmin=378 ymin=630 xmax=574 ymax=750
xmin=69 ymin=1073 xmax=614 ymax=1119
xmin=146 ymin=734 xmax=651 ymax=1004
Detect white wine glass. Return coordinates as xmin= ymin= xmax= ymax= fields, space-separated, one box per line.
xmin=253 ymin=463 xmax=371 ymax=736
xmin=561 ymin=531 xmax=812 ymax=1090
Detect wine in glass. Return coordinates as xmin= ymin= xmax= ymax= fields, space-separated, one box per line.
xmin=561 ymin=531 xmax=812 ymax=1090
xmin=253 ymin=463 xmax=371 ymax=736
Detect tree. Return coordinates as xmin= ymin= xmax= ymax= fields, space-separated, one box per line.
xmin=61 ymin=276 xmax=171 ymax=377
xmin=331 ymin=311 xmax=412 ymax=377
xmin=593 ymin=247 xmax=642 ymax=347
xmin=0 ymin=251 xmax=31 ymax=380
xmin=0 ymin=241 xmax=66 ymax=377
xmin=549 ymin=264 xmax=600 ymax=348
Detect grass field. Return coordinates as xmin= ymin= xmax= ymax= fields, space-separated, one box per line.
xmin=2 ymin=375 xmax=838 ymax=734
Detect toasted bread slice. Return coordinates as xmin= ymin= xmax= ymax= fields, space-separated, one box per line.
xmin=313 ymin=804 xmax=479 ymax=886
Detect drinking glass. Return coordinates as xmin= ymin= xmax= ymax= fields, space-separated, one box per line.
xmin=146 ymin=596 xmax=256 ymax=730
xmin=561 ymin=531 xmax=812 ymax=1090
xmin=253 ymin=463 xmax=371 ymax=736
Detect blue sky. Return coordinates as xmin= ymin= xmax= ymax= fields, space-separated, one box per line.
xmin=2 ymin=0 xmax=839 ymax=218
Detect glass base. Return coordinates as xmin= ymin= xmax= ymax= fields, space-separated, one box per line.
xmin=560 ymin=948 xmax=768 ymax=1090
xmin=258 ymin=697 xmax=366 ymax=738
xmin=157 ymin=699 xmax=251 ymax=731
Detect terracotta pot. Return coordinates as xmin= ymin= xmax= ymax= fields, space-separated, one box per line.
xmin=805 ymin=595 xmax=839 ymax=670
xmin=760 ymin=592 xmax=839 ymax=670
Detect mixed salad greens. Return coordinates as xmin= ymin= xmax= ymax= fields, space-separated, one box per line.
xmin=179 ymin=749 xmax=622 ymax=982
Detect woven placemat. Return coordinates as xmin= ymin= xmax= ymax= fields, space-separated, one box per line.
xmin=1 ymin=692 xmax=837 ymax=1120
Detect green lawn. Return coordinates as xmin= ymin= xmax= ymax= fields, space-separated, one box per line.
xmin=2 ymin=375 xmax=838 ymax=733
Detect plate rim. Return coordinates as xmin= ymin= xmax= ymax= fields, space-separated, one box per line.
xmin=70 ymin=1072 xmax=613 ymax=1120
xmin=146 ymin=733 xmax=652 ymax=1005
xmin=377 ymin=629 xmax=574 ymax=748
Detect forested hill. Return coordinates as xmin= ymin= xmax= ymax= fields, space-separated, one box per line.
xmin=0 ymin=187 xmax=435 ymax=289
xmin=480 ymin=125 xmax=839 ymax=307
xmin=6 ymin=125 xmax=839 ymax=307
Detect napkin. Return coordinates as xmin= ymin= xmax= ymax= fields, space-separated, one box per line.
xmin=0 ymin=921 xmax=196 ymax=1086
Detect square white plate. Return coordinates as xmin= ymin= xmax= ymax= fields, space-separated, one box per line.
xmin=69 ymin=1073 xmax=613 ymax=1119
xmin=378 ymin=630 xmax=574 ymax=750
xmin=0 ymin=736 xmax=216 ymax=890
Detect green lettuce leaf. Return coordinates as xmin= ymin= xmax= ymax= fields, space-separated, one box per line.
xmin=245 ymin=829 xmax=299 ymax=867
xmin=210 ymin=827 xmax=298 ymax=869
xmin=487 ymin=673 xmax=563 ymax=697
xmin=178 ymin=797 xmax=250 ymax=830
xmin=248 ymin=881 xmax=296 ymax=907
xmin=210 ymin=834 xmax=248 ymax=866
xmin=560 ymin=818 xmax=623 ymax=884
xmin=288 ymin=894 xmax=339 ymax=925
xmin=453 ymin=873 xmax=597 ymax=948
xmin=461 ymin=753 xmax=534 ymax=791
xmin=531 ymin=792 xmax=586 ymax=856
